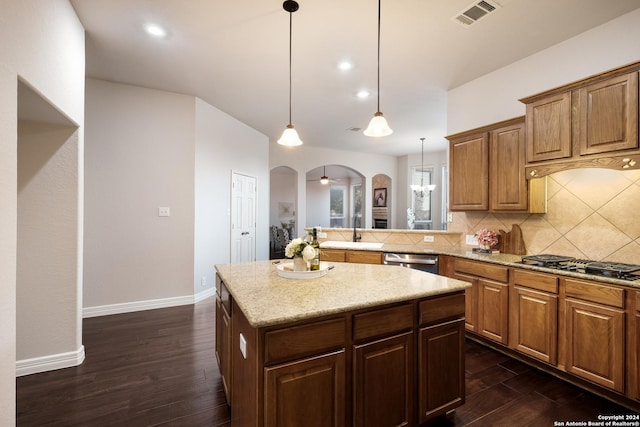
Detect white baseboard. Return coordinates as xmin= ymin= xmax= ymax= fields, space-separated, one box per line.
xmin=17 ymin=345 xmax=85 ymax=377
xmin=83 ymin=288 xmax=216 ymax=318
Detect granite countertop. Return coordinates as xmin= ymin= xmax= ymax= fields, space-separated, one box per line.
xmin=319 ymin=242 xmax=640 ymax=289
xmin=214 ymin=260 xmax=471 ymax=328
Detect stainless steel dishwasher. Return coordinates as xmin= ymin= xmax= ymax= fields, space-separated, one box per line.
xmin=383 ymin=253 xmax=438 ymax=274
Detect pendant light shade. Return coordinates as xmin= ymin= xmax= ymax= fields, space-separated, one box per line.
xmin=364 ymin=0 xmax=392 ymax=138
xmin=320 ymin=166 xmax=329 ymax=185
xmin=277 ymin=0 xmax=303 ymax=147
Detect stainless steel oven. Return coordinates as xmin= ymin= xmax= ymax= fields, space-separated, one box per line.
xmin=383 ymin=253 xmax=438 ymax=274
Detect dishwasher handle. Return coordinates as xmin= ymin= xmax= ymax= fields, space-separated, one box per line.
xmin=383 ymin=253 xmax=438 ymax=266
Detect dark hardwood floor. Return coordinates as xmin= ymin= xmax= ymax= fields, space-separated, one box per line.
xmin=17 ymin=298 xmax=635 ymax=426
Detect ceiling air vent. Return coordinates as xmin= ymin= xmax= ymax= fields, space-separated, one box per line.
xmin=452 ymin=0 xmax=501 ymax=27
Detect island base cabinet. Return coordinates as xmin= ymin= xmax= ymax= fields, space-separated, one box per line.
xmin=264 ymin=350 xmax=345 ymax=427
xmin=353 ymin=332 xmax=414 ymax=427
xmin=418 ymin=319 xmax=465 ymax=424
xmin=215 ymin=295 xmax=232 ymax=405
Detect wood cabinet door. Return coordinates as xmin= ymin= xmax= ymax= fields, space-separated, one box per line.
xmin=418 ymin=319 xmax=465 ymax=424
xmin=264 ymin=350 xmax=345 ymax=427
xmin=510 ymin=286 xmax=558 ymax=365
xmin=577 ymin=71 xmax=639 ymax=156
xmin=353 ymin=332 xmax=414 ymax=427
xmin=565 ymin=298 xmax=625 ymax=392
xmin=449 ymin=133 xmax=489 ymax=211
xmin=215 ymin=297 xmax=232 ymax=405
xmin=451 ymin=272 xmax=477 ymax=332
xmin=525 ymin=91 xmax=572 ymax=163
xmin=477 ymin=279 xmax=509 ymax=344
xmin=347 ymin=250 xmax=383 ymax=265
xmin=490 ymin=121 xmax=528 ymax=211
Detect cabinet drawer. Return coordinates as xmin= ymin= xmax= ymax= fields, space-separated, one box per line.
xmin=353 ymin=303 xmax=414 ymax=342
xmin=564 ymin=278 xmax=625 ymax=308
xmin=264 ymin=318 xmax=346 ymax=365
xmin=453 ymin=259 xmax=508 ymax=283
xmin=513 ymin=269 xmax=558 ymax=294
xmin=347 ymin=250 xmax=383 ymax=264
xmin=419 ymin=293 xmax=465 ymax=326
xmin=320 ymin=249 xmax=346 ymax=262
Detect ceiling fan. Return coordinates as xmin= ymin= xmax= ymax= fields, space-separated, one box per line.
xmin=307 ymin=166 xmax=340 ymax=185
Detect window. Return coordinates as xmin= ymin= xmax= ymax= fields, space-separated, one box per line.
xmin=330 ymin=185 xmax=346 ymax=227
xmin=411 ymin=166 xmax=433 ymax=229
xmin=350 ymin=183 xmax=362 ymax=227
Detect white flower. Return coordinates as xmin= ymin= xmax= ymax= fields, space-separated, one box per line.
xmin=285 ymin=237 xmax=308 ymax=258
xmin=302 ymin=245 xmax=316 ymax=261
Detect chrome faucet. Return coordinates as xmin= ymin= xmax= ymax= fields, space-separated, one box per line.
xmin=352 ymin=214 xmax=361 ymax=242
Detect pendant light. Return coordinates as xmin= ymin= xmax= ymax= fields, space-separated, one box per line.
xmin=320 ymin=166 xmax=329 ymax=185
xmin=410 ymin=138 xmax=436 ymax=196
xmin=277 ymin=0 xmax=303 ymax=146
xmin=364 ymin=0 xmax=392 ymax=137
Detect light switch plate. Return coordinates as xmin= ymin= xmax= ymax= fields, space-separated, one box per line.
xmin=158 ymin=207 xmax=170 ymax=217
xmin=318 ymin=232 xmax=327 ymax=238
xmin=423 ymin=235 xmax=435 ymax=242
xmin=466 ymin=234 xmax=478 ymax=245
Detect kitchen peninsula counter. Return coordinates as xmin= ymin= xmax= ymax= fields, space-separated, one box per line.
xmin=214 ymin=260 xmax=471 ymax=427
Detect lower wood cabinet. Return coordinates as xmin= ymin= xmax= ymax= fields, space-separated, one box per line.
xmin=477 ymin=279 xmax=509 ymax=344
xmin=215 ymin=278 xmax=232 ymax=406
xmin=353 ymin=332 xmax=414 ymax=427
xmin=320 ymin=249 xmax=383 ymax=264
xmin=418 ymin=319 xmax=465 ymax=424
xmin=226 ymin=283 xmax=467 ymax=427
xmin=565 ymin=298 xmax=625 ymax=393
xmin=564 ymin=278 xmax=626 ymax=393
xmin=450 ymin=258 xmax=509 ymax=343
xmin=264 ymin=350 xmax=345 ymax=427
xmin=636 ymin=291 xmax=640 ymax=401
xmin=509 ymin=269 xmax=558 ymax=365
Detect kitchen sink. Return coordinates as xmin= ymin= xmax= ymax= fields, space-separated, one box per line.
xmin=320 ymin=241 xmax=384 ymax=250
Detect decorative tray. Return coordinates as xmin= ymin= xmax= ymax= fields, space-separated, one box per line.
xmin=276 ymin=262 xmax=331 ymax=279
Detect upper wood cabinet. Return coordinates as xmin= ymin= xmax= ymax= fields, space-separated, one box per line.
xmin=576 ymin=72 xmax=638 ymax=156
xmin=448 ymin=117 xmax=545 ymax=213
xmin=449 ymin=131 xmax=489 ymax=211
xmin=525 ymin=92 xmax=572 ymax=163
xmin=521 ymin=62 xmax=640 ymax=177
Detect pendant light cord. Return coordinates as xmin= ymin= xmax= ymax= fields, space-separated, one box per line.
xmin=288 ymin=10 xmax=293 ymax=126
xmin=376 ymin=0 xmax=381 ymax=113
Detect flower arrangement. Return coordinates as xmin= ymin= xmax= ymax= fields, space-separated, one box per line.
xmin=475 ymin=228 xmax=498 ymax=249
xmin=285 ymin=237 xmax=316 ymax=261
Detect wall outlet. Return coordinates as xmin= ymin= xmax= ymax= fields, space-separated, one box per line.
xmin=466 ymin=234 xmax=478 ymax=245
xmin=318 ymin=232 xmax=327 ymax=238
xmin=447 ymin=213 xmax=453 ymax=223
xmin=201 ymin=276 xmax=206 ymax=287
xmin=423 ymin=235 xmax=434 ymax=242
xmin=158 ymin=206 xmax=170 ymax=217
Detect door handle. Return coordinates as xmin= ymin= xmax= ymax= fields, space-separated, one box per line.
xmin=241 ymin=231 xmax=249 ymax=235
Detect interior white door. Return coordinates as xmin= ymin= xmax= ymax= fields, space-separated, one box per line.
xmin=231 ymin=172 xmax=256 ymax=263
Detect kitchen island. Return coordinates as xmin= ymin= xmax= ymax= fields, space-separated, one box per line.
xmin=214 ymin=260 xmax=471 ymax=427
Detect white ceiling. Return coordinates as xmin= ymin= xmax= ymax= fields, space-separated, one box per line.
xmin=70 ymin=0 xmax=640 ymax=156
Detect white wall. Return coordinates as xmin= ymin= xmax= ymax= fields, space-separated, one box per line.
xmin=0 ymin=0 xmax=85 ymax=423
xmin=270 ymin=144 xmax=398 ymax=234
xmin=447 ymin=8 xmax=640 ymax=134
xmin=17 ymin=121 xmax=82 ymax=366
xmin=194 ymin=97 xmax=270 ymax=294
xmin=84 ymin=79 xmax=196 ymax=310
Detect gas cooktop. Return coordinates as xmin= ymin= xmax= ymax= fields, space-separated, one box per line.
xmin=520 ymin=254 xmax=640 ymax=281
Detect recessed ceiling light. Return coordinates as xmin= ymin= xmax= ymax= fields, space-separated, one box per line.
xmin=338 ymin=61 xmax=353 ymax=71
xmin=144 ymin=23 xmax=167 ymax=38
xmin=356 ymin=90 xmax=371 ymax=99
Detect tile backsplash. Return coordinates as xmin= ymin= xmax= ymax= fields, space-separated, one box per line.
xmin=448 ymin=168 xmax=640 ymax=264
